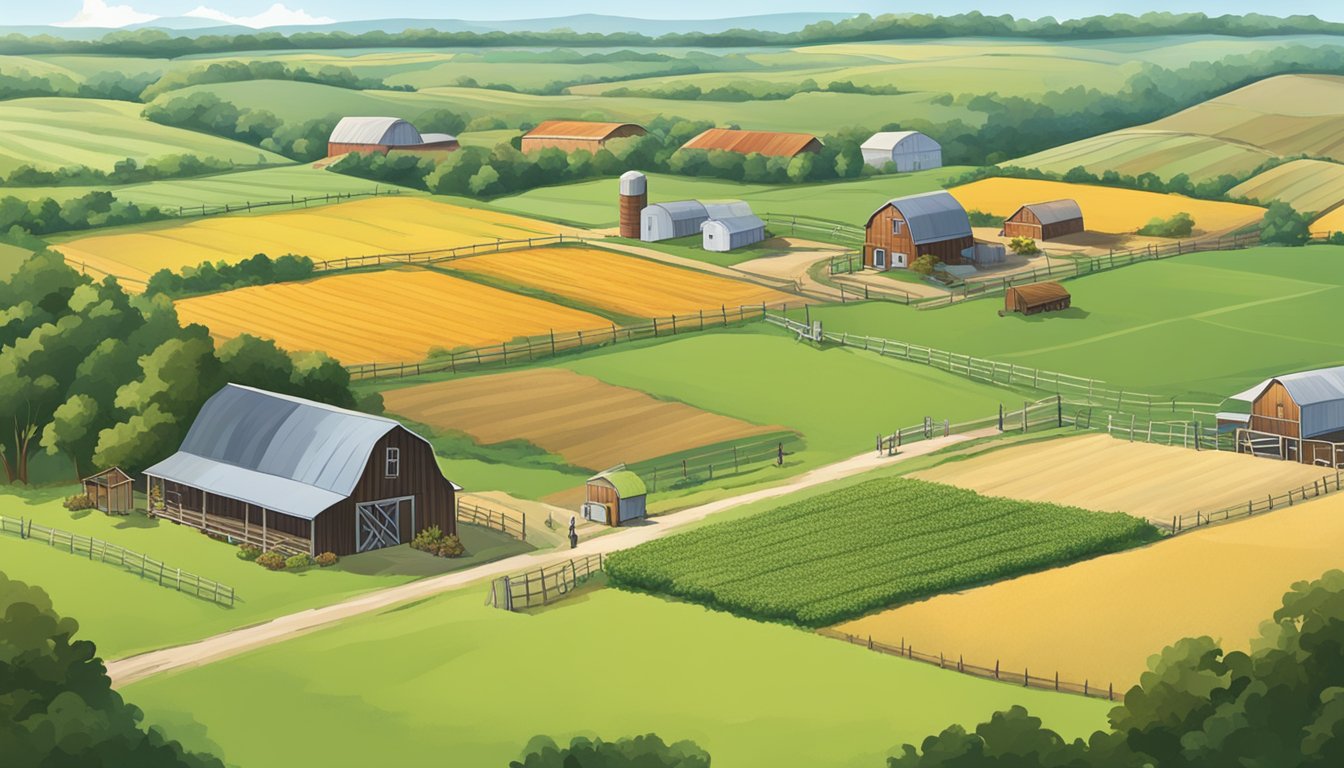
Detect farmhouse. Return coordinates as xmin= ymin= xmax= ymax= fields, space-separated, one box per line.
xmin=521 ymin=120 xmax=646 ymax=153
xmin=860 ymin=131 xmax=943 ymax=171
xmin=681 ymin=128 xmax=823 ymax=158
xmin=83 ymin=467 xmax=133 ymax=515
xmin=144 ymin=384 xmax=459 ymax=557
xmin=863 ymin=191 xmax=975 ymax=270
xmin=583 ymin=468 xmax=648 ymax=526
xmin=326 ymin=116 xmax=459 ymax=157
xmin=1002 ymin=200 xmax=1085 ymax=241
xmin=1229 ymin=366 xmax=1344 ymax=467
xmin=1004 ymin=282 xmax=1071 ymax=315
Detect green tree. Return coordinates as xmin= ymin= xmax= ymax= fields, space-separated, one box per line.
xmin=511 ymin=734 xmax=709 ymax=768
xmin=1260 ymin=201 xmax=1312 ymax=245
xmin=39 ymin=394 xmax=101 ymax=481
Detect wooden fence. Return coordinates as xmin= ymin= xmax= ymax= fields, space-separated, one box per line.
xmin=630 ymin=433 xmax=806 ymax=492
xmin=164 ymin=187 xmax=403 ymax=221
xmin=487 ymin=554 xmax=604 ymax=611
xmin=875 ymin=397 xmax=1067 ymax=455
xmin=760 ymin=213 xmax=863 ymax=243
xmin=1162 ymin=471 xmax=1344 ymax=534
xmin=0 ymin=515 xmax=235 ymax=607
xmin=835 ymin=280 xmax=915 ymax=305
xmin=347 ymin=302 xmax=776 ymax=381
xmin=456 ymin=499 xmax=526 ymax=540
xmin=310 ymin=233 xmax=587 ymax=273
xmin=818 ymin=628 xmax=1118 ymax=701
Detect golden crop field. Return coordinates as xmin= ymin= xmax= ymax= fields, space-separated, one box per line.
xmin=1313 ymin=204 xmax=1344 ymax=234
xmin=54 ymin=197 xmax=575 ymax=286
xmin=835 ymin=490 xmax=1344 ymax=689
xmin=950 ymin=177 xmax=1265 ymax=235
xmin=449 ymin=246 xmax=793 ymax=317
xmin=383 ymin=368 xmax=780 ymax=470
xmin=912 ymin=434 xmax=1327 ymax=524
xmin=174 ymin=268 xmax=607 ymax=365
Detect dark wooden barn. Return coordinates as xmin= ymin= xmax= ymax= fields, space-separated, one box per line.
xmin=83 ymin=467 xmax=134 ymax=515
xmin=144 ymin=384 xmax=459 ymax=556
xmin=863 ymin=191 xmax=975 ymax=270
xmin=1229 ymin=366 xmax=1344 ymax=467
xmin=1002 ymin=200 xmax=1084 ymax=241
xmin=1004 ymin=282 xmax=1071 ymax=315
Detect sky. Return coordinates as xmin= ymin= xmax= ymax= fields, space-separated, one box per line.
xmin=19 ymin=0 xmax=1344 ymax=28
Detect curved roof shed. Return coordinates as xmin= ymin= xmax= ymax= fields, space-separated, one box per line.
xmin=641 ymin=200 xmax=710 ymax=242
xmin=329 ymin=117 xmax=425 ymax=147
xmin=861 ymin=131 xmax=943 ymax=171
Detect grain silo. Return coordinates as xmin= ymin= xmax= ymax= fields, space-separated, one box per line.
xmin=619 ymin=171 xmax=647 ymax=238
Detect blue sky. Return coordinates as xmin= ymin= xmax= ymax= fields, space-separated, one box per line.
xmin=23 ymin=0 xmax=1344 ymax=27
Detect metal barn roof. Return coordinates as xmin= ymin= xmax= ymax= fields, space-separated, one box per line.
xmin=703 ymin=214 xmax=766 ymax=234
xmin=418 ymin=132 xmax=458 ymax=145
xmin=1019 ymin=199 xmax=1083 ymax=225
xmin=702 ymin=200 xmax=755 ymax=220
xmin=1232 ymin=366 xmax=1344 ymax=406
xmin=144 ymin=384 xmax=406 ymax=520
xmin=681 ymin=128 xmax=822 ymax=157
xmin=328 ymin=117 xmax=424 ymax=146
xmin=648 ymin=200 xmax=709 ymax=221
xmin=871 ymin=191 xmax=973 ymax=245
xmin=861 ymin=131 xmax=940 ymax=152
xmin=525 ymin=120 xmax=645 ymax=140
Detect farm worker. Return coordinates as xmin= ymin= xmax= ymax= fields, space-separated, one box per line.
xmin=569 ymin=516 xmax=578 ymax=549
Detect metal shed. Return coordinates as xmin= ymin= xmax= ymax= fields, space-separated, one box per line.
xmin=702 ymin=213 xmax=767 ymax=252
xmin=641 ymin=200 xmax=710 ymax=241
xmin=861 ymin=131 xmax=943 ymax=172
xmin=327 ymin=116 xmax=458 ymax=157
xmin=83 ymin=467 xmax=134 ymax=515
xmin=583 ymin=469 xmax=648 ymax=526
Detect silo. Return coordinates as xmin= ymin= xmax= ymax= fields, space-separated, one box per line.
xmin=618 ymin=171 xmax=647 ymax=238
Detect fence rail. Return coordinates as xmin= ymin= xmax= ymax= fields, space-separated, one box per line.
xmin=311 ymin=233 xmax=589 ymax=273
xmin=0 ymin=515 xmax=236 ymax=607
xmin=818 ymin=629 xmax=1117 ymax=701
xmin=488 ymin=554 xmax=604 ymax=611
xmin=875 ymin=397 xmax=1066 ymax=455
xmin=1162 ymin=470 xmax=1344 ymax=533
xmin=164 ymin=187 xmax=403 ymax=221
xmin=630 ymin=433 xmax=804 ymax=492
xmin=456 ymin=499 xmax=526 ymax=540
xmin=760 ymin=213 xmax=864 ymax=243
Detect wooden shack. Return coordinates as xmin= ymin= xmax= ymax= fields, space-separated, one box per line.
xmin=82 ymin=467 xmax=134 ymax=515
xmin=582 ymin=469 xmax=647 ymax=526
xmin=1004 ymin=282 xmax=1071 ymax=315
xmin=1002 ymin=200 xmax=1084 ymax=241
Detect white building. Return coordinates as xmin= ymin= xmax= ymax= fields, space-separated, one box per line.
xmin=861 ymin=131 xmax=943 ymax=172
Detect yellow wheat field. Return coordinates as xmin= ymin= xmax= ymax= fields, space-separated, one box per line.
xmin=54 ymin=197 xmax=576 ymax=286
xmin=450 ymin=246 xmax=793 ymax=317
xmin=174 ymin=268 xmax=608 ymax=364
xmin=1313 ymin=205 xmax=1344 ymax=234
xmin=950 ymin=177 xmax=1265 ymax=235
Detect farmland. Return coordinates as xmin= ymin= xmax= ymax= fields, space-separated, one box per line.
xmin=175 ymin=268 xmax=609 ymax=364
xmin=1230 ymin=159 xmax=1344 ymax=216
xmin=834 ymin=490 xmax=1344 ymax=689
xmin=1313 ymin=203 xmax=1344 ymax=234
xmin=52 ymin=197 xmax=571 ymax=284
xmin=913 ymin=434 xmax=1330 ymax=524
xmin=447 ymin=246 xmax=794 ymax=316
xmin=123 ymin=585 xmax=1108 ymax=768
xmin=949 ymin=177 xmax=1265 ymax=235
xmin=605 ymin=476 xmax=1158 ymax=626
xmin=382 ymin=368 xmax=781 ymax=470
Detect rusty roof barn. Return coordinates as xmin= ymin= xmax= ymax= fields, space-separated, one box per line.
xmin=681 ymin=128 xmax=823 ymax=158
xmin=521 ymin=120 xmax=646 ymax=153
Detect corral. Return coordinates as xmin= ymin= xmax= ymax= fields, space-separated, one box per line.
xmin=911 ymin=433 xmax=1330 ymax=524
xmin=174 ymin=268 xmax=608 ymax=365
xmin=381 ymin=368 xmax=781 ymax=471
xmin=447 ymin=246 xmax=794 ymax=316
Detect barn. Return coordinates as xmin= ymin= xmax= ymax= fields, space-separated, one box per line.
xmin=1228 ymin=366 xmax=1344 ymax=467
xmin=83 ymin=467 xmax=134 ymax=515
xmin=702 ymin=211 xmax=767 ymax=252
xmin=326 ymin=116 xmax=459 ymax=157
xmin=144 ymin=384 xmax=459 ymax=557
xmin=521 ymin=120 xmax=646 ymax=153
xmin=582 ymin=468 xmax=648 ymax=526
xmin=681 ymin=128 xmax=823 ymax=158
xmin=860 ymin=131 xmax=943 ymax=172
xmin=1002 ymin=200 xmax=1084 ymax=241
xmin=1004 ymin=282 xmax=1071 ymax=315
xmin=863 ymin=191 xmax=975 ymax=270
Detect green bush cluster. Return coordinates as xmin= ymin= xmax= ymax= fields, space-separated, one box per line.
xmin=410 ymin=526 xmax=466 ymax=558
xmin=512 ymin=734 xmax=709 ymax=768
xmin=61 ymin=493 xmax=95 ymax=511
xmin=0 ymin=191 xmax=166 ymax=237
xmin=284 ymin=553 xmax=314 ymax=569
xmin=3 ymin=155 xmax=242 ymax=188
xmin=606 ymin=477 xmax=1159 ymax=626
xmin=255 ymin=551 xmax=286 ymax=571
xmin=146 ymin=253 xmax=315 ymax=298
xmin=1137 ymin=211 xmax=1195 ymax=237
xmin=1008 ymin=236 xmax=1041 ymax=255
xmin=235 ymin=545 xmax=263 ymax=561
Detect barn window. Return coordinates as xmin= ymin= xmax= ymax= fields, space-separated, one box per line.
xmin=892 ymin=220 xmax=904 ymax=235
xmin=385 ymin=447 xmax=400 ymax=478
xmin=1277 ymin=402 xmax=1285 ymax=420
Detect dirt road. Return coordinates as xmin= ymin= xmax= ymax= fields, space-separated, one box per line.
xmin=106 ymin=429 xmax=994 ymax=687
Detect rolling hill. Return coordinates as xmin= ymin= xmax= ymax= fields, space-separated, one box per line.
xmin=1230 ymin=159 xmax=1344 ymax=218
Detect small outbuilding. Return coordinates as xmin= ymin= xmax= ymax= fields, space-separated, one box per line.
xmin=863 ymin=191 xmax=975 ymax=270
xmin=1002 ymin=200 xmax=1084 ymax=241
xmin=583 ymin=468 xmax=648 ymax=526
xmin=82 ymin=467 xmax=134 ymax=515
xmin=702 ymin=212 xmax=767 ymax=252
xmin=861 ymin=131 xmax=943 ymax=172
xmin=681 ymin=128 xmax=823 ymax=158
xmin=1004 ymin=282 xmax=1071 ymax=315
xmin=641 ymin=200 xmax=710 ymax=241
xmin=521 ymin=120 xmax=646 ymax=153
xmin=1227 ymin=366 xmax=1344 ymax=467
xmin=327 ymin=116 xmax=458 ymax=157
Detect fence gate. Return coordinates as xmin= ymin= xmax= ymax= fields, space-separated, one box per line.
xmin=355 ymin=499 xmax=402 ymax=552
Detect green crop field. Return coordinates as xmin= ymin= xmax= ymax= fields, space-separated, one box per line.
xmin=811 ymin=246 xmax=1344 ymax=399
xmin=606 ymin=476 xmax=1157 ymax=626
xmin=123 ymin=585 xmax=1108 ymax=768
xmin=1231 ymin=159 xmax=1344 ymax=216
xmin=0 ymin=97 xmax=287 ymax=174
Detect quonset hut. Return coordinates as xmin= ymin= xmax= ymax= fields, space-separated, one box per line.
xmin=860 ymin=131 xmax=943 ymax=172
xmin=641 ymin=200 xmax=710 ymax=241
xmin=327 ymin=116 xmax=458 ymax=157
xmin=701 ymin=202 xmax=766 ymax=252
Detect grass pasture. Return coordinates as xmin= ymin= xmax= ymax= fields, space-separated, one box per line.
xmin=175 ymin=267 xmax=608 ymax=365
xmin=53 ymin=197 xmax=571 ymax=284
xmin=447 ymin=246 xmax=794 ymax=316
xmin=0 ymin=97 xmax=285 ymax=174
xmin=1230 ymin=159 xmax=1344 ymax=216
xmin=606 ymin=476 xmax=1158 ymax=626
xmin=950 ymin=177 xmax=1265 ymax=235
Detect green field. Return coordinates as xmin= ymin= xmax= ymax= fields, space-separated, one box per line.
xmin=124 ymin=585 xmax=1109 ymax=768
xmin=811 ymin=246 xmax=1344 ymax=399
xmin=607 ymin=476 xmax=1157 ymax=626
xmin=0 ymin=97 xmax=287 ymax=174
xmin=1231 ymin=159 xmax=1344 ymax=216
xmin=0 ymin=487 xmax=531 ymax=658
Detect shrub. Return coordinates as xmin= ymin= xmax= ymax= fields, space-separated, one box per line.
xmin=62 ymin=493 xmax=95 ymax=511
xmin=910 ymin=254 xmax=940 ymax=275
xmin=411 ymin=525 xmax=466 ymax=558
xmin=1329 ymin=231 xmax=1344 ymax=245
xmin=236 ymin=544 xmax=263 ymax=561
xmin=966 ymin=209 xmax=1001 ymax=227
xmin=315 ymin=551 xmax=338 ymax=567
xmin=1259 ymin=201 xmax=1311 ymax=245
xmin=512 ymin=734 xmax=710 ymax=768
xmin=1137 ymin=211 xmax=1195 ymax=237
xmin=285 ymin=553 xmax=315 ymax=569
xmin=255 ymin=551 xmax=287 ymax=570
xmin=1008 ymin=236 xmax=1041 ymax=255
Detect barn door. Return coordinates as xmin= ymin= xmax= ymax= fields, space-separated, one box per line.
xmin=355 ymin=499 xmax=402 ymax=552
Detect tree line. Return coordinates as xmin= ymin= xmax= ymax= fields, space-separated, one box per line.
xmin=0 ymin=191 xmax=167 ymax=238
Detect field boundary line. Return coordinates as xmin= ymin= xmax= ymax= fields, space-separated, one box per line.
xmin=161 ymin=186 xmax=404 ymax=221
xmin=1162 ymin=469 xmax=1344 ymax=534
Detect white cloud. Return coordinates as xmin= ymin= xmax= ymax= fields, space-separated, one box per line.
xmin=183 ymin=3 xmax=336 ymax=28
xmin=55 ymin=0 xmax=159 ymax=27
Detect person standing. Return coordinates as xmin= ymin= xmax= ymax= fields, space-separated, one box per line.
xmin=568 ymin=516 xmax=578 ymax=549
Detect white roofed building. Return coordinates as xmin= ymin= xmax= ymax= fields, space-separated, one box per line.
xmin=327 ymin=116 xmax=459 ymax=157
xmin=861 ymin=131 xmax=943 ymax=172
